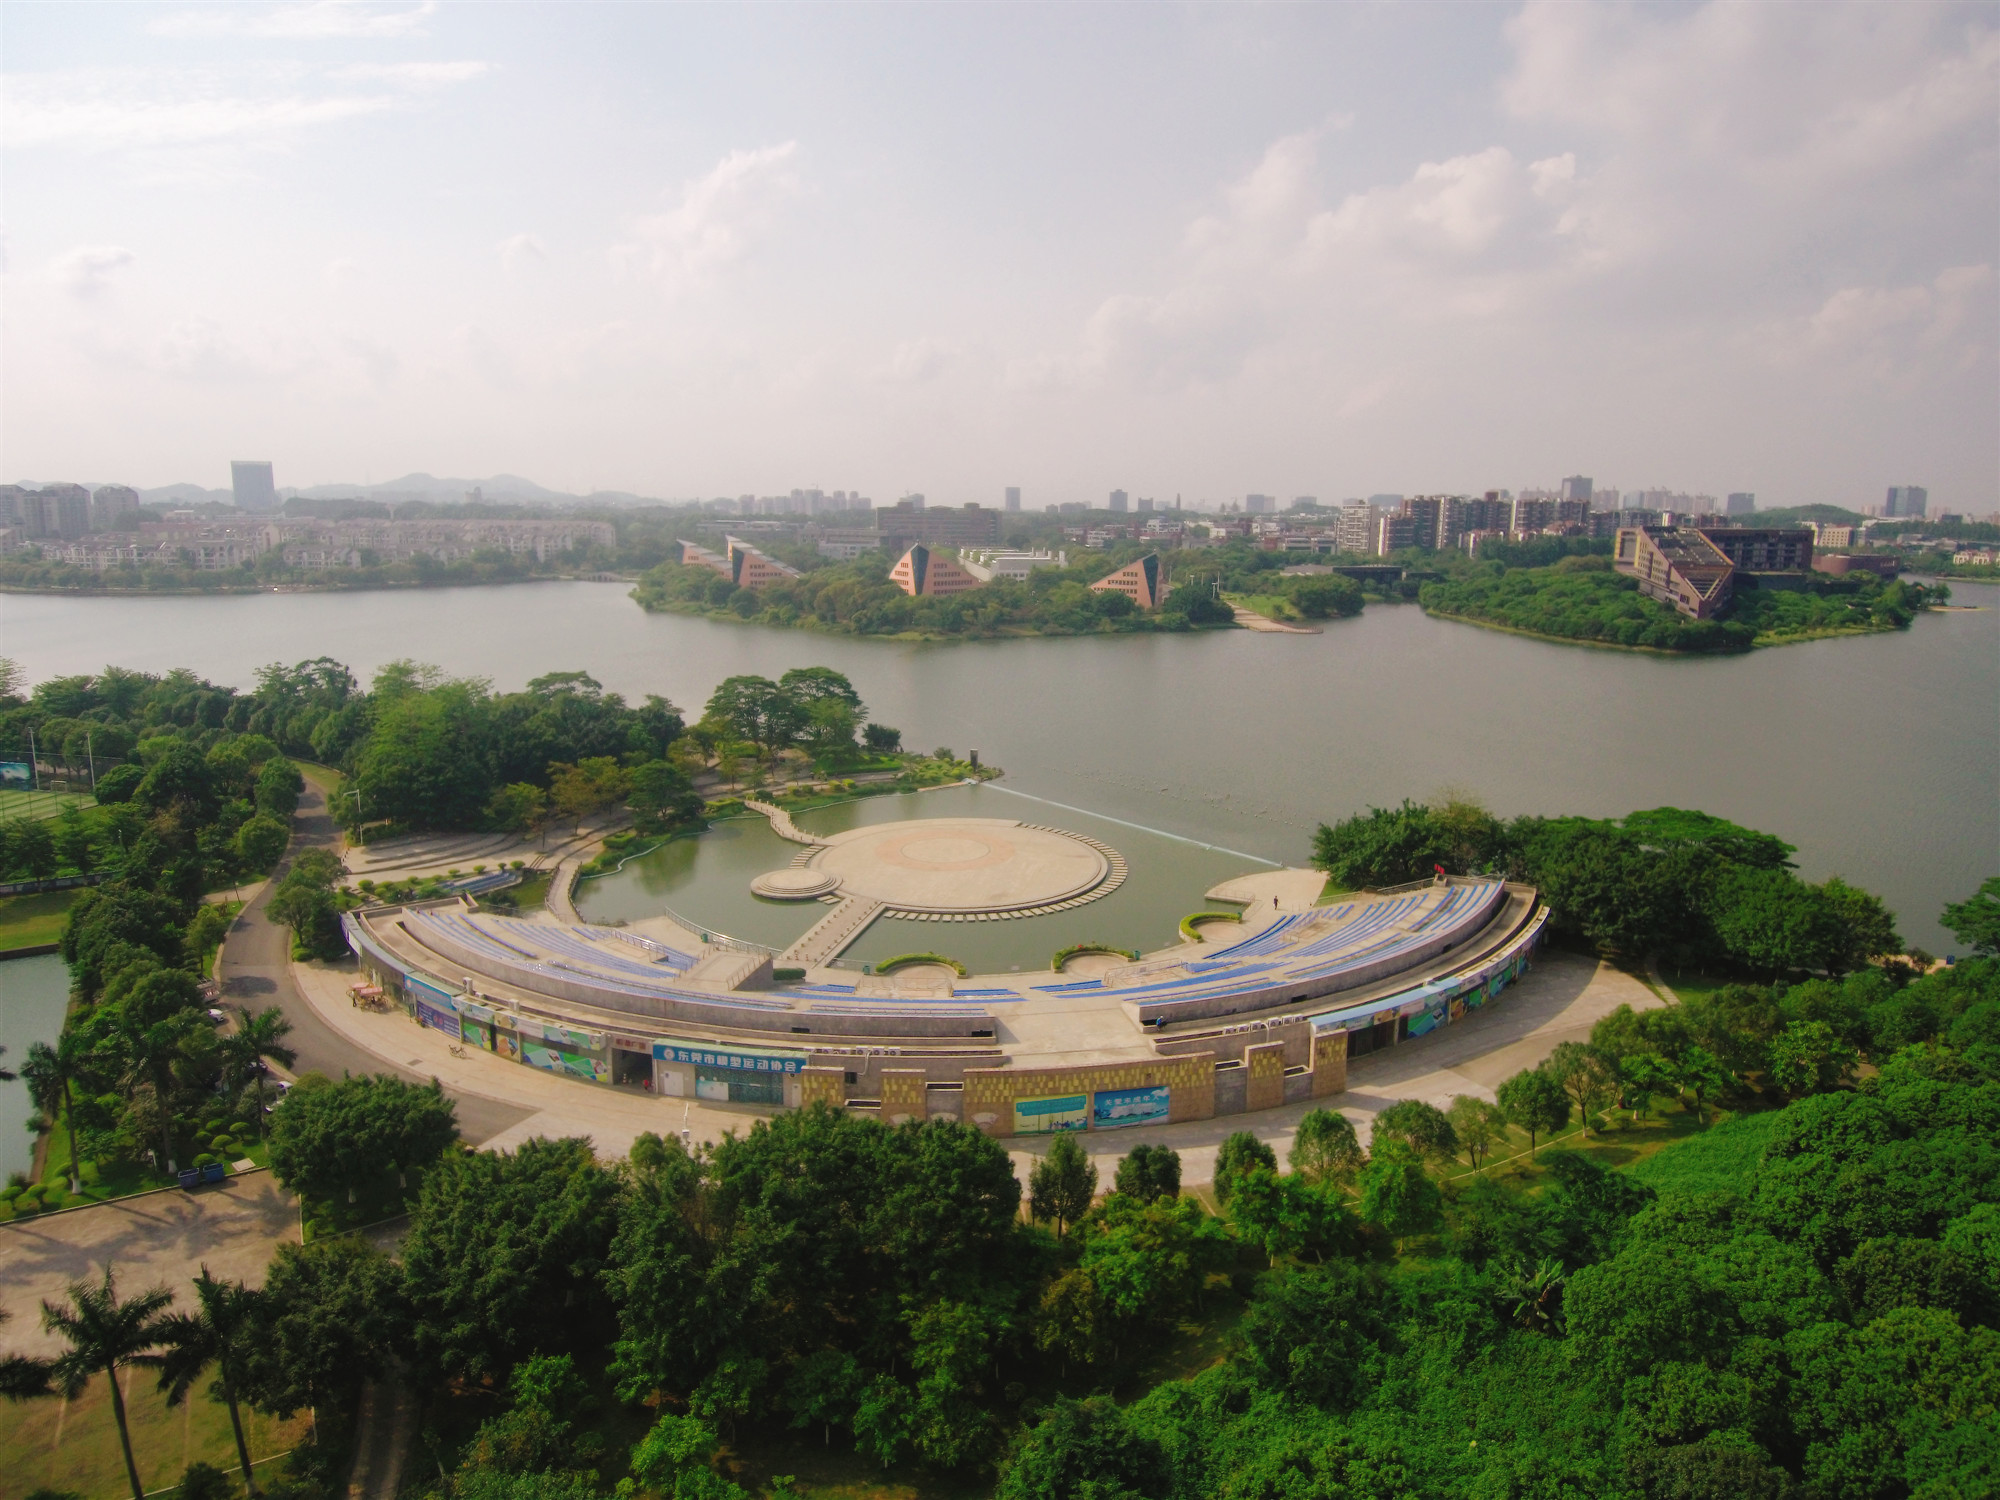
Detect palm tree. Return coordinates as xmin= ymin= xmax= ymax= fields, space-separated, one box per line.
xmin=42 ymin=1265 xmax=175 ymax=1500
xmin=22 ymin=1039 xmax=84 ymax=1194
xmin=226 ymin=1007 xmax=296 ymax=1135
xmin=156 ymin=1267 xmax=264 ymax=1497
xmin=0 ymin=1306 xmax=54 ymax=1402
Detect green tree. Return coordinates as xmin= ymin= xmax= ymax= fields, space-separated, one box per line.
xmin=1767 ymin=1019 xmax=1859 ymax=1097
xmin=266 ymin=1072 xmax=458 ymax=1209
xmin=1228 ymin=1169 xmax=1356 ymax=1264
xmin=401 ymin=1136 xmax=622 ymax=1383
xmin=1542 ymin=1042 xmax=1621 ymax=1137
xmin=9 ymin=819 xmax=57 ymax=879
xmin=1672 ymin=1045 xmax=1730 ymax=1123
xmin=237 ymin=1239 xmax=405 ymax=1418
xmin=154 ymin=1268 xmax=265 ymax=1497
xmin=52 ymin=808 xmax=94 ymax=874
xmin=1356 ymin=1141 xmax=1442 ymax=1250
xmin=1288 ymin=1108 xmax=1364 ymax=1185
xmin=21 ymin=1039 xmax=85 ymax=1194
xmin=40 ymin=1267 xmax=174 ymax=1500
xmin=232 ymin=814 xmax=290 ymax=872
xmin=223 ymin=1006 xmax=295 ymax=1134
xmin=703 ymin=676 xmax=802 ymax=761
xmin=1213 ymin=1130 xmax=1278 ymax=1206
xmin=0 ymin=1307 xmax=54 ymax=1401
xmin=1111 ymin=1142 xmax=1181 ymax=1202
xmin=265 ymin=847 xmax=348 ymax=961
xmin=1940 ymin=876 xmax=2000 ymax=956
xmin=253 ymin=757 xmax=303 ymax=819
xmin=1446 ymin=1094 xmax=1508 ymax=1169
xmin=1029 ymin=1131 xmax=1097 ymax=1237
xmin=1371 ymin=1098 xmax=1460 ymax=1163
xmin=1495 ymin=1068 xmax=1570 ymax=1157
xmin=628 ymin=759 xmax=701 ymax=833
xmin=547 ymin=756 xmax=630 ymax=831
xmin=629 ymin=1411 xmax=744 ymax=1500
xmin=994 ymin=1395 xmax=1171 ymax=1500
xmin=484 ymin=782 xmax=547 ymax=836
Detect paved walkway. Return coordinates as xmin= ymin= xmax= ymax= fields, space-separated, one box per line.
xmin=218 ymin=785 xmax=533 ymax=1148
xmin=0 ymin=1173 xmax=301 ymax=1358
xmin=1206 ymin=868 xmax=1328 ymax=912
xmin=743 ymin=798 xmax=826 ymax=846
xmin=1229 ymin=604 xmax=1320 ymax=634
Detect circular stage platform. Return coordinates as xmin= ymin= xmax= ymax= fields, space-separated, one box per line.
xmin=757 ymin=817 xmax=1126 ymax=917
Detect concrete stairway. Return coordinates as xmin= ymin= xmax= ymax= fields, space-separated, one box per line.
xmin=780 ymin=895 xmax=884 ymax=968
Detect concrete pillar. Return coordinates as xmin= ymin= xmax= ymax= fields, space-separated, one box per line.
xmin=798 ymin=1066 xmax=846 ymax=1111
xmin=880 ymin=1069 xmax=929 ymax=1126
xmin=1311 ymin=1031 xmax=1349 ymax=1098
xmin=1245 ymin=1042 xmax=1287 ymax=1113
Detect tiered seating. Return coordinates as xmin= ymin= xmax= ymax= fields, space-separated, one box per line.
xmin=1021 ymin=882 xmax=1508 ymax=1024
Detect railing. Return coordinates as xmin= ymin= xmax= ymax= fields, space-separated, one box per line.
xmin=651 ymin=902 xmax=780 ymax=957
xmin=0 ymin=873 xmax=105 ymax=897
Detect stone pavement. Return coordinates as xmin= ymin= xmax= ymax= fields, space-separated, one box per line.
xmin=0 ymin=1173 xmax=301 ymax=1358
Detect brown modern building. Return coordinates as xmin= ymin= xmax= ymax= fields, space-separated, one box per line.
xmin=676 ymin=537 xmax=800 ymax=589
xmin=889 ymin=543 xmax=984 ymax=596
xmin=1089 ymin=553 xmax=1163 ymax=609
xmin=1614 ymin=527 xmax=1735 ymax=619
xmin=1814 ymin=553 xmax=1900 ymax=578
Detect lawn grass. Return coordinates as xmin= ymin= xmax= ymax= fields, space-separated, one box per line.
xmin=0 ymin=1360 xmax=308 ymax=1498
xmin=1437 ymin=1096 xmax=1726 ymax=1192
xmin=1659 ymin=969 xmax=1732 ymax=1006
xmin=1222 ymin=592 xmax=1301 ymax=622
xmin=1 ymin=1104 xmax=273 ymax=1222
xmin=0 ymin=888 xmax=78 ymax=951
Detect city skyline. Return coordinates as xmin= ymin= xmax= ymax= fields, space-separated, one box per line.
xmin=4 ymin=3 xmax=1995 ymax=511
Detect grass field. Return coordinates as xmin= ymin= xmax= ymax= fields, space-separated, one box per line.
xmin=0 ymin=788 xmax=97 ymax=821
xmin=1 ymin=1105 xmax=273 ymax=1223
xmin=0 ymin=889 xmax=78 ymax=952
xmin=0 ymin=1362 xmax=309 ymax=1499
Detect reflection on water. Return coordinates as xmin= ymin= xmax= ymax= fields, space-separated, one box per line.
xmin=576 ymin=782 xmax=1264 ymax=971
xmin=0 ymin=955 xmax=70 ymax=1183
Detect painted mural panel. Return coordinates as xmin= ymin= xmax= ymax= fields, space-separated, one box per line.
xmin=522 ymin=1043 xmax=609 ymax=1082
xmin=1014 ymin=1094 xmax=1088 ymax=1134
xmin=1092 ymin=1085 xmax=1169 ymax=1129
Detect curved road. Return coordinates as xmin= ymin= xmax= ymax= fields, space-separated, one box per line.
xmin=219 ymin=784 xmax=531 ymax=1147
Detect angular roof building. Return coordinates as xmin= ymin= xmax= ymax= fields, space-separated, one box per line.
xmin=889 ymin=543 xmax=983 ymax=596
xmin=1614 ymin=527 xmax=1735 ymax=619
xmin=1089 ymin=553 xmax=1163 ymax=609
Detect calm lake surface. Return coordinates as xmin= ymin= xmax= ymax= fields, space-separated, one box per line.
xmin=0 ymin=955 xmax=69 ymax=1182
xmin=4 ymin=581 xmax=1995 ymax=953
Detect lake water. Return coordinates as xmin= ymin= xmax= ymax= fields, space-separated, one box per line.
xmin=0 ymin=955 xmax=70 ymax=1182
xmin=3 ymin=581 xmax=1994 ymax=954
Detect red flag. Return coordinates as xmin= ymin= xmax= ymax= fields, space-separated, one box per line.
xmin=1434 ymin=863 xmax=1447 ymax=876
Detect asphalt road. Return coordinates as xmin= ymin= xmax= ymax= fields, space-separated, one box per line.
xmin=218 ymin=783 xmax=532 ymax=1147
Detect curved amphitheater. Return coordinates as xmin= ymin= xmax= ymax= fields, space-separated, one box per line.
xmin=343 ymin=808 xmax=1547 ymax=1135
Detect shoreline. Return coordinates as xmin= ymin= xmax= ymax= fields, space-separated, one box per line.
xmin=0 ymin=573 xmax=636 ymax=600
xmin=1419 ymin=607 xmax=1911 ymax=656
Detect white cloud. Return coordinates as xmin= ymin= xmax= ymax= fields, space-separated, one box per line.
xmin=875 ymin=338 xmax=953 ymax=385
xmin=615 ymin=143 xmax=801 ymax=293
xmin=3 ymin=58 xmax=493 ymax=153
xmin=52 ymin=245 xmax=137 ymax=299
xmin=1794 ymin=264 xmax=1996 ymax=378
xmin=331 ymin=61 xmax=492 ymax=87
xmin=150 ymin=1 xmax=435 ymax=40
xmin=3 ymin=71 xmax=396 ymax=150
xmin=499 ymin=233 xmax=549 ymax=273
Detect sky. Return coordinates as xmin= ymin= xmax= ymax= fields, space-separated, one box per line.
xmin=3 ymin=1 xmax=1996 ymax=511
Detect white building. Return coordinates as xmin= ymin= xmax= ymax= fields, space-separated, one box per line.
xmin=959 ymin=548 xmax=1067 ymax=581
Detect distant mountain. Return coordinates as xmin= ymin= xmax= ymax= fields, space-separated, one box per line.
xmin=139 ymin=483 xmax=236 ymax=505
xmin=293 ymin=472 xmax=578 ymax=503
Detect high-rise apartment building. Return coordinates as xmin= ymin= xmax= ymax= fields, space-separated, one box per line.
xmin=1004 ymin=487 xmax=1021 ymax=512
xmin=1137 ymin=497 xmax=1154 ymax=513
xmin=1376 ymin=514 xmax=1418 ymax=555
xmin=91 ymin=485 xmax=141 ymax=529
xmin=1725 ymin=493 xmax=1756 ymax=515
xmin=1885 ymin=486 xmax=1927 ymax=518
xmin=1511 ymin=497 xmax=1557 ymax=534
xmin=1109 ymin=489 xmax=1129 ymax=513
xmin=1560 ymin=476 xmax=1593 ymax=503
xmin=231 ymin=461 xmax=278 ymax=512
xmin=1244 ymin=494 xmax=1275 ymax=514
xmin=876 ymin=501 xmax=1001 ymax=548
xmin=1335 ymin=503 xmax=1374 ymax=555
xmin=1400 ymin=496 xmax=1443 ymax=550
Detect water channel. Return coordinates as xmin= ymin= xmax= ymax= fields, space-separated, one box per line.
xmin=4 ymin=580 xmax=1995 ymax=962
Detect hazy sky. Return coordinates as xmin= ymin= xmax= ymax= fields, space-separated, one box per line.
xmin=4 ymin=2 xmax=1995 ymax=510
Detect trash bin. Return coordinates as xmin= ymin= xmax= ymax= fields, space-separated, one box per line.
xmin=178 ymin=1168 xmax=200 ymax=1190
xmin=201 ymin=1162 xmax=227 ymax=1184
